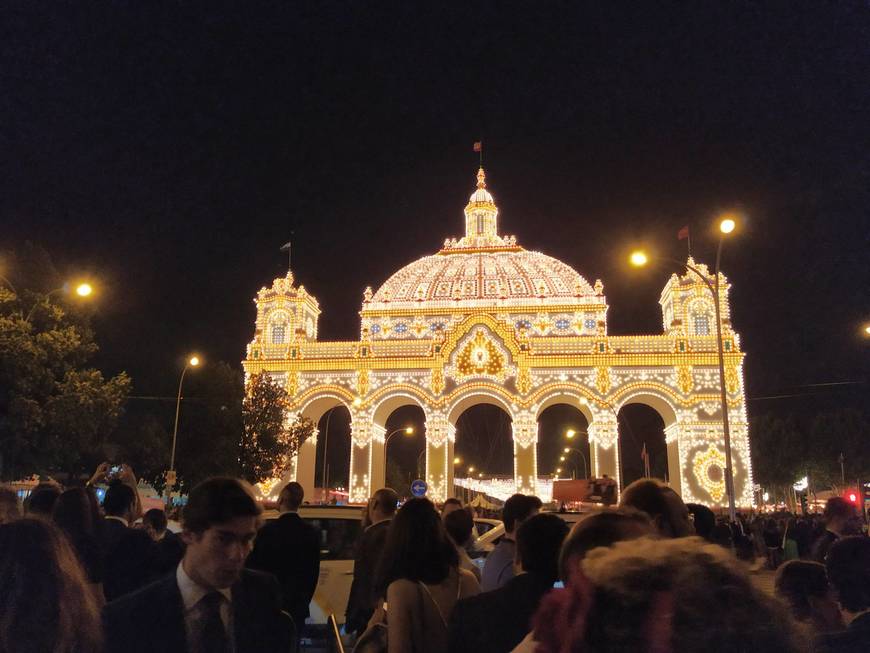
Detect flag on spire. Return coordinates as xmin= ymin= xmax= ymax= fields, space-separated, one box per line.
xmin=677 ymin=225 xmax=689 ymax=240
xmin=472 ymin=141 xmax=482 ymax=152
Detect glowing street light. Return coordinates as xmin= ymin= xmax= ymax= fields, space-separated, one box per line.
xmin=24 ymin=279 xmax=96 ymax=322
xmin=559 ymin=455 xmax=566 ymax=461
xmin=719 ymin=217 xmax=736 ymax=234
xmin=629 ymin=250 xmax=648 ymax=267
xmin=565 ymin=429 xmax=576 ymax=439
xmin=169 ymin=353 xmax=203 ymax=487
xmin=467 ymin=466 xmax=475 ymax=474
xmin=188 ymin=355 xmax=200 ymax=367
xmin=75 ymin=282 xmax=93 ymax=297
xmin=863 ymin=324 xmax=870 ymax=336
xmin=385 ymin=426 xmax=414 ymax=447
xmin=453 ymin=456 xmax=462 ymax=465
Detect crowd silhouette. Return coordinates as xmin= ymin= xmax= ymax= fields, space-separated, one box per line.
xmin=0 ymin=466 xmax=868 ymax=653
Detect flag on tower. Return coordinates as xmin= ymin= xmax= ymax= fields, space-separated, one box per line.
xmin=473 ymin=141 xmax=482 ymax=152
xmin=677 ymin=225 xmax=689 ymax=240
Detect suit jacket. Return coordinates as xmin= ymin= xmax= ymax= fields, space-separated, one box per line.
xmin=344 ymin=519 xmax=391 ymax=634
xmin=103 ymin=568 xmax=295 ymax=653
xmin=816 ymin=612 xmax=870 ymax=653
xmin=447 ymin=572 xmax=555 ymax=653
xmin=99 ymin=518 xmax=159 ymax=601
xmin=246 ymin=512 xmax=320 ymax=627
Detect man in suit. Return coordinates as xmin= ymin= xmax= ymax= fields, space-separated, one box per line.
xmin=104 ymin=477 xmax=294 ymax=653
xmin=448 ymin=513 xmax=568 ymax=653
xmin=247 ymin=481 xmax=320 ymax=631
xmin=817 ymin=536 xmax=870 ymax=653
xmin=481 ymin=493 xmax=542 ymax=592
xmin=142 ymin=507 xmax=186 ymax=575
xmin=100 ymin=480 xmax=159 ymax=601
xmin=344 ymin=487 xmax=398 ymax=636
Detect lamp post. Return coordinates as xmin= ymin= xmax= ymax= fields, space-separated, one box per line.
xmin=319 ymin=406 xmax=345 ymax=502
xmin=169 ymin=355 xmax=201 ymax=485
xmin=24 ymin=281 xmax=94 ymax=323
xmin=563 ymin=447 xmax=588 ymax=479
xmin=384 ymin=426 xmax=414 ymax=477
xmin=629 ymin=216 xmax=738 ymax=522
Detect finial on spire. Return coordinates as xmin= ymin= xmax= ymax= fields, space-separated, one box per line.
xmin=476 ymin=167 xmax=486 ymax=189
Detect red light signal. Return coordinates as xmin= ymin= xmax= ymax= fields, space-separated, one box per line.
xmin=848 ymin=492 xmax=858 ymax=504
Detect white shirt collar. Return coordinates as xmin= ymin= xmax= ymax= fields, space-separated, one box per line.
xmin=105 ymin=515 xmax=129 ymax=527
xmin=176 ymin=561 xmax=232 ymax=611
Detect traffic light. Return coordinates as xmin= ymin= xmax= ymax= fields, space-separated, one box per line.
xmin=846 ymin=490 xmax=859 ymax=504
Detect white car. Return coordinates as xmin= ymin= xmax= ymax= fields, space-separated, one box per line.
xmin=262 ymin=505 xmax=363 ymax=625
xmin=471 ymin=517 xmax=504 ymax=555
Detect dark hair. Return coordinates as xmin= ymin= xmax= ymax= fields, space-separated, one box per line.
xmin=142 ymin=508 xmax=168 ymax=533
xmin=686 ymin=503 xmax=715 ymax=540
xmin=442 ymin=497 xmax=462 ymax=510
xmin=103 ymin=480 xmax=135 ymax=517
xmin=516 ymin=513 xmax=569 ymax=582
xmin=371 ymin=487 xmax=399 ymax=517
xmin=182 ymin=477 xmax=262 ymax=534
xmin=279 ymin=482 xmax=304 ymax=511
xmin=376 ymin=498 xmax=458 ymax=593
xmin=0 ymin=486 xmax=21 ymax=523
xmin=502 ymin=493 xmax=542 ymax=534
xmin=0 ymin=519 xmax=103 ymax=653
xmin=826 ymin=536 xmax=870 ymax=613
xmin=53 ymin=488 xmax=98 ymax=540
xmin=444 ymin=507 xmax=474 ymax=547
xmin=559 ymin=508 xmax=653 ymax=580
xmin=823 ymin=497 xmax=855 ymax=522
xmin=775 ymin=560 xmax=831 ymax=622
xmin=25 ymin=482 xmax=62 ymax=516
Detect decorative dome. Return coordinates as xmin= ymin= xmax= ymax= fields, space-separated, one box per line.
xmin=367 ymin=167 xmax=599 ymax=310
xmin=369 ymin=249 xmax=596 ymax=308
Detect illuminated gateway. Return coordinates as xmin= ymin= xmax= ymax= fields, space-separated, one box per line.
xmin=243 ymin=168 xmax=753 ymax=507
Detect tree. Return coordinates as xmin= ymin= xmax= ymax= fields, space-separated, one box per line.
xmin=749 ymin=413 xmax=805 ymax=500
xmin=808 ymin=409 xmax=870 ymax=490
xmin=0 ymin=247 xmax=130 ymax=480
xmin=240 ymin=372 xmax=314 ymax=485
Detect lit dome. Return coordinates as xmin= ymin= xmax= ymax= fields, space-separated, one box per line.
xmin=366 ymin=168 xmax=598 ymax=310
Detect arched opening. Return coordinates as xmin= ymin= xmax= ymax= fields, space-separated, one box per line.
xmin=617 ymin=404 xmax=666 ymax=488
xmin=537 ymin=404 xmax=591 ymax=482
xmin=382 ymin=405 xmax=426 ymax=499
xmin=313 ymin=405 xmax=351 ymax=503
xmin=451 ymin=403 xmax=513 ymax=500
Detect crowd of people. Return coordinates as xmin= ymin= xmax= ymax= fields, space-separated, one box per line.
xmin=0 ymin=471 xmax=868 ymax=653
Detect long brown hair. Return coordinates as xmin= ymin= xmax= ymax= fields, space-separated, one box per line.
xmin=0 ymin=518 xmax=103 ymax=653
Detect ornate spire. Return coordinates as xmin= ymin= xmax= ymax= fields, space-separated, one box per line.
xmin=476 ymin=166 xmax=486 ymax=189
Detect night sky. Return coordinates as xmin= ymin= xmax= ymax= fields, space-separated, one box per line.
xmin=3 ymin=3 xmax=868 ymax=486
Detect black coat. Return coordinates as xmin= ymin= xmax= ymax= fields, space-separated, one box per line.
xmin=816 ymin=612 xmax=870 ymax=653
xmin=246 ymin=512 xmax=321 ymax=627
xmin=344 ymin=519 xmax=390 ymax=634
xmin=99 ymin=518 xmax=159 ymax=601
xmin=103 ymin=568 xmax=295 ymax=653
xmin=447 ymin=572 xmax=555 ymax=653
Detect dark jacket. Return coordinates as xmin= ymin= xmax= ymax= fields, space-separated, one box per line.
xmin=153 ymin=530 xmax=186 ymax=576
xmin=345 ymin=518 xmax=391 ymax=634
xmin=816 ymin=612 xmax=870 ymax=653
xmin=811 ymin=530 xmax=840 ymax=563
xmin=246 ymin=512 xmax=321 ymax=627
xmin=103 ymin=568 xmax=295 ymax=653
xmin=447 ymin=572 xmax=555 ymax=653
xmin=99 ymin=517 xmax=158 ymax=601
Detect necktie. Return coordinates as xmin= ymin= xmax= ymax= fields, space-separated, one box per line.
xmin=197 ymin=591 xmax=230 ymax=653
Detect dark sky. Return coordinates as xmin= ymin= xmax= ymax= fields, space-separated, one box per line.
xmin=3 ymin=3 xmax=868 ymax=481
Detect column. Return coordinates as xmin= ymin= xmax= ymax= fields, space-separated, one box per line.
xmin=587 ymin=414 xmax=620 ymax=492
xmin=512 ymin=411 xmax=537 ymax=495
xmin=664 ymin=423 xmax=683 ymax=496
xmin=295 ymin=435 xmax=317 ymax=500
xmin=424 ymin=411 xmax=453 ymax=503
xmin=348 ymin=411 xmax=376 ymax=505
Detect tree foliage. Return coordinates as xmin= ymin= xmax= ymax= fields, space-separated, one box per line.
xmin=240 ymin=372 xmax=314 ymax=485
xmin=0 ymin=248 xmax=130 ymax=480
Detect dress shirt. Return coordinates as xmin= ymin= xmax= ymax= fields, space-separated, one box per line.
xmin=105 ymin=515 xmax=129 ymax=527
xmin=176 ymin=562 xmax=234 ymax=652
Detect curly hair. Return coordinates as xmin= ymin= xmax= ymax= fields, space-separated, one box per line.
xmin=533 ymin=536 xmax=806 ymax=653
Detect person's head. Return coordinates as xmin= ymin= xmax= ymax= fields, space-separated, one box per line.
xmin=825 ymin=536 xmax=870 ymax=619
xmin=533 ymin=536 xmax=805 ymax=653
xmin=441 ymin=497 xmax=463 ymax=519
xmin=103 ymin=480 xmax=136 ymax=520
xmin=822 ymin=497 xmax=856 ymax=535
xmin=369 ymin=487 xmax=399 ymax=523
xmin=278 ymin=481 xmax=304 ymax=512
xmin=444 ymin=506 xmax=475 ymax=548
xmin=620 ymin=478 xmax=693 ymax=538
xmin=502 ymin=493 xmax=543 ymax=535
xmin=0 ymin=486 xmax=21 ymax=524
xmin=559 ymin=508 xmax=653 ymax=583
xmin=52 ymin=487 xmax=98 ymax=540
xmin=142 ymin=508 xmax=169 ymax=541
xmin=685 ymin=503 xmax=715 ymax=540
xmin=516 ymin=513 xmax=569 ymax=583
xmin=775 ymin=560 xmax=842 ymax=632
xmin=0 ymin=518 xmax=102 ymax=653
xmin=25 ymin=482 xmax=62 ymax=517
xmin=181 ymin=477 xmax=263 ymax=590
xmin=376 ymin=498 xmax=458 ymax=593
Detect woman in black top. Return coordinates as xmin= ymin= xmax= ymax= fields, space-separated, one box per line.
xmin=53 ymin=487 xmax=104 ymax=603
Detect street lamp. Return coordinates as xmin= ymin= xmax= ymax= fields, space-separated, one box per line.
xmin=453 ymin=456 xmax=462 ymax=465
xmin=565 ymin=429 xmax=576 ymax=440
xmin=467 ymin=466 xmax=475 ymax=475
xmin=629 ymin=214 xmax=739 ymax=522
xmin=24 ymin=280 xmax=95 ymax=323
xmin=168 ymin=354 xmax=202 ymax=489
xmin=563 ymin=447 xmax=589 ymax=479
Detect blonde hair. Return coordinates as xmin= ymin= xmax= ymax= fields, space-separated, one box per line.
xmin=577 ymin=537 xmax=805 ymax=652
